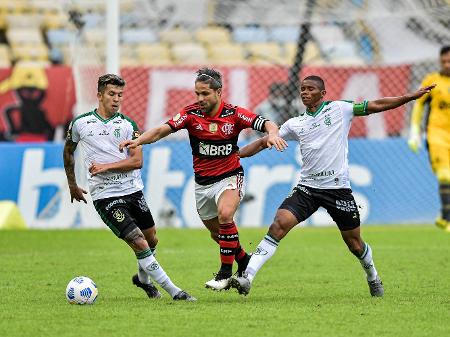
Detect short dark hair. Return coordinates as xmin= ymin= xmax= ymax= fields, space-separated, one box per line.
xmin=97 ymin=74 xmax=126 ymax=93
xmin=195 ymin=67 xmax=222 ymax=90
xmin=440 ymin=46 xmax=450 ymax=56
xmin=303 ymin=75 xmax=325 ymax=90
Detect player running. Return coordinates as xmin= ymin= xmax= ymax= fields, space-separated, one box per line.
xmin=64 ymin=74 xmax=195 ymax=301
xmin=120 ymin=67 xmax=287 ymax=291
xmin=230 ymin=75 xmax=435 ymax=297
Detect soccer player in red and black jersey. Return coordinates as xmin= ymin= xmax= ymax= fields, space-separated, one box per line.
xmin=120 ymin=68 xmax=287 ymax=291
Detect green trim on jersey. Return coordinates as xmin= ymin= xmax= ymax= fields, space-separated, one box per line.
xmin=70 ymin=111 xmax=94 ymax=125
xmin=93 ymin=109 xmax=119 ymax=123
xmin=305 ymin=101 xmax=331 ymax=117
xmin=119 ymin=113 xmax=140 ymax=139
xmin=353 ymin=100 xmax=369 ymax=116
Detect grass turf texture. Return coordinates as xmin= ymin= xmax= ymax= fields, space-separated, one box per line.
xmin=0 ymin=226 xmax=449 ymax=337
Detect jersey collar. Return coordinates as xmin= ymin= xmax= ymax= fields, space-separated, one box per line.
xmin=93 ymin=108 xmax=119 ymax=123
xmin=305 ymin=101 xmax=330 ymax=117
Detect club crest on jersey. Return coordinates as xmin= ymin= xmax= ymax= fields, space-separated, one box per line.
xmin=221 ymin=123 xmax=234 ymax=135
xmin=114 ymin=128 xmax=121 ymax=138
xmin=324 ymin=114 xmax=332 ymax=126
xmin=209 ymin=123 xmax=218 ymax=133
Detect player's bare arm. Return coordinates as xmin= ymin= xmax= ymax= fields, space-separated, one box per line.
xmin=89 ymin=146 xmax=143 ymax=176
xmin=119 ymin=124 xmax=173 ymax=151
xmin=63 ymin=139 xmax=87 ymax=203
xmin=366 ymin=84 xmax=436 ymax=114
xmin=239 ymin=136 xmax=269 ymax=158
xmin=264 ymin=121 xmax=288 ymax=151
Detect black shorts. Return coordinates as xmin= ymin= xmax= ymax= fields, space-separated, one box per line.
xmin=279 ymin=184 xmax=360 ymax=231
xmin=93 ymin=190 xmax=155 ymax=239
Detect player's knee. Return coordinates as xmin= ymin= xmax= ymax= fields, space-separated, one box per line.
xmin=268 ymin=220 xmax=287 ymax=241
xmin=436 ymin=168 xmax=450 ymax=183
xmin=124 ymin=227 xmax=147 ymax=250
xmin=217 ymin=206 xmax=235 ymax=223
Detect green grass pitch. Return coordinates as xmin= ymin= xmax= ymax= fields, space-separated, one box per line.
xmin=1 ymin=226 xmax=449 ymax=337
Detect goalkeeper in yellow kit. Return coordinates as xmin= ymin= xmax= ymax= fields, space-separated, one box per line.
xmin=408 ymin=46 xmax=450 ymax=230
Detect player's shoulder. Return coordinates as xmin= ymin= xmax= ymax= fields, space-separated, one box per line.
xmin=183 ymin=103 xmax=204 ymax=117
xmin=70 ymin=110 xmax=96 ymax=126
xmin=221 ymin=102 xmax=239 ymax=117
xmin=116 ymin=112 xmax=138 ymax=128
xmin=422 ymin=72 xmax=441 ymax=83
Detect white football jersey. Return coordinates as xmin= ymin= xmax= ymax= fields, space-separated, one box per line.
xmin=280 ymin=100 xmax=368 ymax=189
xmin=68 ymin=109 xmax=143 ymax=200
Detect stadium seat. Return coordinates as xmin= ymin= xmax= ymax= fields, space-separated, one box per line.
xmin=208 ymin=43 xmax=245 ymax=65
xmin=172 ymin=42 xmax=208 ymax=65
xmin=46 ymin=29 xmax=74 ymax=46
xmin=7 ymin=28 xmax=44 ymax=45
xmin=83 ymin=28 xmax=105 ymax=47
xmin=0 ymin=44 xmax=11 ymax=67
xmin=268 ymin=26 xmax=300 ymax=43
xmin=136 ymin=43 xmax=172 ymax=65
xmin=30 ymin=0 xmax=63 ymax=14
xmin=42 ymin=12 xmax=68 ymax=29
xmin=195 ymin=26 xmax=231 ymax=45
xmin=11 ymin=43 xmax=49 ymax=62
xmin=6 ymin=14 xmax=44 ymax=28
xmin=121 ymin=28 xmax=158 ymax=44
xmin=232 ymin=26 xmax=269 ymax=43
xmin=245 ymin=42 xmax=283 ymax=64
xmin=284 ymin=41 xmax=323 ymax=65
xmin=159 ymin=28 xmax=193 ymax=44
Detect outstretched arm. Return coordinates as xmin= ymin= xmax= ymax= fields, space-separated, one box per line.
xmin=366 ymin=85 xmax=435 ymax=114
xmin=263 ymin=121 xmax=288 ymax=151
xmin=239 ymin=136 xmax=269 ymax=158
xmin=63 ymin=139 xmax=87 ymax=203
xmin=89 ymin=147 xmax=143 ymax=176
xmin=119 ymin=124 xmax=173 ymax=151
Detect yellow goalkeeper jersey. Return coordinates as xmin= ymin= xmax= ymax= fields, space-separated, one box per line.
xmin=411 ymin=72 xmax=450 ymax=147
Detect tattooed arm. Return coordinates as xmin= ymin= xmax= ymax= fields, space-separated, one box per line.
xmin=63 ymin=139 xmax=87 ymax=203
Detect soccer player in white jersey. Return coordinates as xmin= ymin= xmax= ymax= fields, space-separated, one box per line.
xmin=230 ymin=75 xmax=435 ymax=297
xmin=63 ymin=74 xmax=195 ymax=301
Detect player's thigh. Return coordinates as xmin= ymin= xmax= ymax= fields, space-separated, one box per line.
xmin=278 ymin=185 xmax=319 ymax=224
xmin=195 ymin=181 xmax=220 ymax=221
xmin=93 ymin=197 xmax=137 ymax=239
xmin=319 ymin=189 xmax=360 ymax=231
xmin=428 ymin=144 xmax=450 ymax=182
xmin=127 ymin=191 xmax=156 ymax=231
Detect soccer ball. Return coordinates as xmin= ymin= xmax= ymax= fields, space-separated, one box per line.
xmin=65 ymin=276 xmax=98 ymax=305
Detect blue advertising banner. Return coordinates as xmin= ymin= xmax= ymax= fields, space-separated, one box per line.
xmin=0 ymin=138 xmax=438 ymax=228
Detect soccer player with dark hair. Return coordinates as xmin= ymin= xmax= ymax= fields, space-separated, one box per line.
xmin=230 ymin=75 xmax=435 ymax=297
xmin=120 ymin=67 xmax=287 ymax=291
xmin=64 ymin=74 xmax=195 ymax=301
xmin=408 ymin=46 xmax=450 ymax=231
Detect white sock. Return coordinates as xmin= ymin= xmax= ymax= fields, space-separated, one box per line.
xmin=137 ymin=247 xmax=157 ymax=284
xmin=136 ymin=249 xmax=181 ymax=297
xmin=246 ymin=234 xmax=279 ymax=282
xmin=137 ymin=262 xmax=150 ymax=284
xmin=358 ymin=243 xmax=378 ymax=281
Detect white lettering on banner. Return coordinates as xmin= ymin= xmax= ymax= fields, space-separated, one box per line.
xmin=146 ymin=69 xmax=248 ymax=129
xmin=182 ymin=176 xmax=204 ymax=228
xmin=147 ymin=70 xmax=194 ymax=129
xmin=18 ymin=149 xmax=73 ymax=227
xmin=241 ymin=165 xmax=295 ymax=227
xmin=229 ymin=69 xmax=248 ymax=107
xmin=144 ymin=147 xmax=185 ymax=226
xmin=341 ymin=73 xmax=385 ymax=139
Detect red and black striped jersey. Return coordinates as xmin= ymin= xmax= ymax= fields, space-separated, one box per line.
xmin=166 ymin=100 xmax=268 ymax=185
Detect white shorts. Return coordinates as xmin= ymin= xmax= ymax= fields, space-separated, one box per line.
xmin=195 ymin=174 xmax=245 ymax=221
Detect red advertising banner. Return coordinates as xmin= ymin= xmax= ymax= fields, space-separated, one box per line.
xmin=0 ymin=64 xmax=410 ymax=141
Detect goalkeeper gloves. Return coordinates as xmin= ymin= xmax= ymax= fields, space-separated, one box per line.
xmin=407 ymin=125 xmax=421 ymax=153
